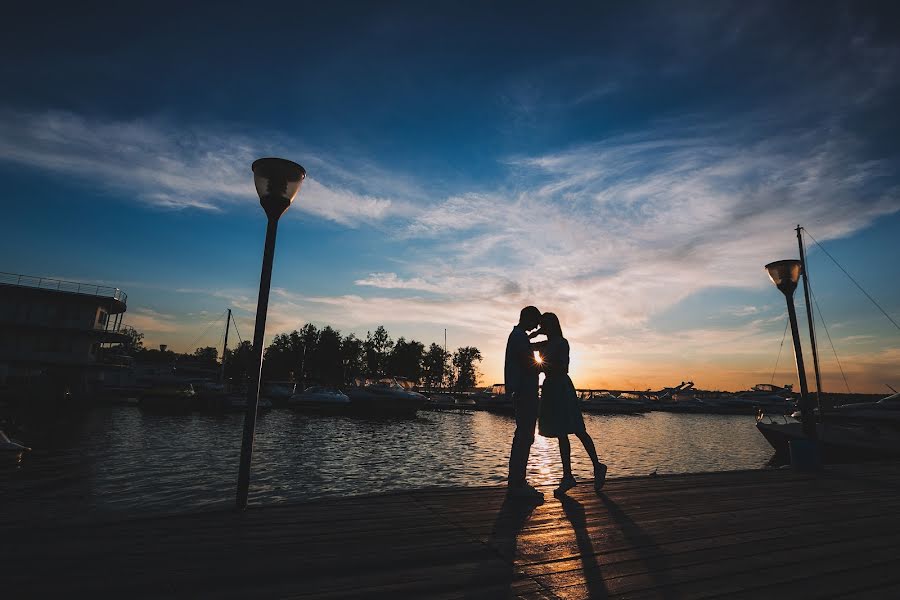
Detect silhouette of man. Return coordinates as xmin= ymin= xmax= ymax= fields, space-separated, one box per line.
xmin=505 ymin=305 xmax=544 ymax=501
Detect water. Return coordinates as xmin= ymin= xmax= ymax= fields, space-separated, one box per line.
xmin=1 ymin=407 xmax=776 ymax=524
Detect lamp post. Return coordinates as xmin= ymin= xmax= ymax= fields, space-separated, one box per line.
xmin=765 ymin=259 xmax=817 ymax=440
xmin=236 ymin=157 xmax=306 ymax=511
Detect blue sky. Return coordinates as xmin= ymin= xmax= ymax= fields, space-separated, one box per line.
xmin=2 ymin=1 xmax=898 ymax=391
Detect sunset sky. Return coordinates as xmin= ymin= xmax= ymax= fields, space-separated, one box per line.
xmin=1 ymin=1 xmax=898 ymax=392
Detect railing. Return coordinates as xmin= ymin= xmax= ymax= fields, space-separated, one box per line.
xmin=0 ymin=272 xmax=127 ymax=305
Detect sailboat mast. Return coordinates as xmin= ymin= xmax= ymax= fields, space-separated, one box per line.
xmin=220 ymin=308 xmax=232 ymax=385
xmin=796 ymin=225 xmax=823 ymax=407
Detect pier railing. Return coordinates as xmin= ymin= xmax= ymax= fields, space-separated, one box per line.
xmin=0 ymin=272 xmax=127 ymax=305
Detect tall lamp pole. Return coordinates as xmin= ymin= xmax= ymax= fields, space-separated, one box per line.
xmin=765 ymin=260 xmax=817 ymax=440
xmin=236 ymin=157 xmax=306 ymax=511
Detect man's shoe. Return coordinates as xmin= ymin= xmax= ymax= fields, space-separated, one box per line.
xmin=507 ymin=483 xmax=545 ymax=503
xmin=594 ymin=463 xmax=608 ymax=491
xmin=554 ymin=475 xmax=577 ymax=496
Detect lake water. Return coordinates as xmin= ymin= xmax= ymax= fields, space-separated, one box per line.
xmin=1 ymin=407 xmax=777 ymax=524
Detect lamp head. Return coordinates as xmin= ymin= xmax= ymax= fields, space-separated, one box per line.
xmin=765 ymin=259 xmax=802 ymax=295
xmin=252 ymin=158 xmax=306 ymax=220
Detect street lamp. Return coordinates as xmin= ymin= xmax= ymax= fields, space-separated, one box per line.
xmin=237 ymin=157 xmax=306 ymax=511
xmin=765 ymin=259 xmax=816 ymax=440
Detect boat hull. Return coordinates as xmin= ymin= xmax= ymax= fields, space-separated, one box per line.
xmin=757 ymin=420 xmax=900 ymax=462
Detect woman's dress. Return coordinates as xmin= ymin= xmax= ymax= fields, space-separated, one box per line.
xmin=537 ymin=337 xmax=586 ymax=437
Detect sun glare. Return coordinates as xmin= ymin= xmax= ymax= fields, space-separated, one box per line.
xmin=534 ymin=352 xmax=543 ymax=365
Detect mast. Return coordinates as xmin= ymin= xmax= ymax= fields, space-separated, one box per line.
xmin=220 ymin=308 xmax=232 ymax=386
xmin=796 ymin=225 xmax=823 ymax=409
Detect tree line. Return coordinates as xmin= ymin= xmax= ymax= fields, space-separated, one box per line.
xmin=118 ymin=324 xmax=483 ymax=390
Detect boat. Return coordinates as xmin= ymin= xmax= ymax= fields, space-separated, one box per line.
xmin=755 ymin=225 xmax=900 ymax=462
xmin=756 ymin=412 xmax=900 ymax=461
xmin=703 ymin=384 xmax=796 ymax=415
xmin=288 ymin=386 xmax=351 ymax=413
xmin=580 ymin=391 xmax=649 ymax=415
xmin=344 ymin=378 xmax=426 ymax=416
xmin=472 ymin=384 xmax=513 ymax=413
xmin=818 ymin=392 xmax=900 ymax=428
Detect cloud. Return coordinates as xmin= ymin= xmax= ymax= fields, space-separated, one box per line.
xmin=0 ymin=110 xmax=415 ymax=226
xmin=124 ymin=307 xmax=180 ymax=333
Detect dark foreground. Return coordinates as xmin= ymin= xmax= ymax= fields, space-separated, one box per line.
xmin=7 ymin=464 xmax=900 ymax=599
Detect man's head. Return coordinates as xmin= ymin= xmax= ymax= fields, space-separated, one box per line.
xmin=519 ymin=306 xmax=541 ymax=330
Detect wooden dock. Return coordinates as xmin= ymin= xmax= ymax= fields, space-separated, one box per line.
xmin=6 ymin=463 xmax=900 ymax=599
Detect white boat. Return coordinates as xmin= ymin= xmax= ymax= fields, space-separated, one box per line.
xmin=819 ymin=392 xmax=900 ymax=427
xmin=581 ymin=391 xmax=649 ymax=415
xmin=345 ymin=378 xmax=426 ymax=416
xmin=703 ymin=384 xmax=796 ymax=415
xmin=288 ymin=386 xmax=351 ymax=413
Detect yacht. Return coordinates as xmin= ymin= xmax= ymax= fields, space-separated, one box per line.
xmin=581 ymin=391 xmax=649 ymax=415
xmin=703 ymin=384 xmax=796 ymax=415
xmin=288 ymin=386 xmax=351 ymax=413
xmin=819 ymin=392 xmax=900 ymax=428
xmin=344 ymin=378 xmax=426 ymax=416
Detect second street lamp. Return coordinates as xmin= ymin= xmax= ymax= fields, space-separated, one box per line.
xmin=236 ymin=157 xmax=306 ymax=511
xmin=765 ymin=259 xmax=817 ymax=441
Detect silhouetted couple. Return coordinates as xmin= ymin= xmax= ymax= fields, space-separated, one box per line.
xmin=505 ymin=306 xmax=607 ymax=502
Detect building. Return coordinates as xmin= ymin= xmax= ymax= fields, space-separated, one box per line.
xmin=0 ymin=272 xmax=131 ymax=397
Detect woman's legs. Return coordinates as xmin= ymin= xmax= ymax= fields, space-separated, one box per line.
xmin=575 ymin=430 xmax=603 ymax=469
xmin=558 ymin=436 xmax=572 ymax=478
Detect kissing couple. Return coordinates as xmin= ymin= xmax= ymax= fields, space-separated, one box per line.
xmin=505 ymin=306 xmax=607 ymax=502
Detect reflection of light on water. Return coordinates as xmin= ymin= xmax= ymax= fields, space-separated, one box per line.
xmin=2 ymin=409 xmax=776 ymax=523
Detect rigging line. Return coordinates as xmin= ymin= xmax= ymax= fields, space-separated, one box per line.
xmin=184 ymin=310 xmax=226 ymax=353
xmin=230 ymin=311 xmax=244 ymax=345
xmin=810 ymin=285 xmax=852 ymax=394
xmin=803 ymin=228 xmax=900 ymax=332
xmin=770 ymin=317 xmax=790 ymax=385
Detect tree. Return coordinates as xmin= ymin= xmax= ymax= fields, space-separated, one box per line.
xmin=262 ymin=331 xmax=302 ymax=380
xmin=224 ymin=340 xmax=254 ymax=385
xmin=364 ymin=326 xmax=393 ymax=377
xmin=388 ymin=337 xmax=425 ymax=384
xmin=312 ymin=326 xmax=343 ymax=385
xmin=341 ymin=334 xmax=365 ymax=384
xmin=452 ymin=346 xmax=483 ymax=390
xmin=119 ymin=325 xmax=144 ymax=355
xmin=422 ymin=343 xmax=451 ymax=390
xmin=297 ymin=323 xmax=320 ymax=382
xmin=193 ymin=346 xmax=219 ymax=363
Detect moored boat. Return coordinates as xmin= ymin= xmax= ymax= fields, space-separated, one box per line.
xmin=288 ymin=386 xmax=351 ymax=413
xmin=344 ymin=379 xmax=426 ymax=416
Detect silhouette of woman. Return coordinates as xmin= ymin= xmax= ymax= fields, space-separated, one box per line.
xmin=532 ymin=312 xmax=607 ymax=494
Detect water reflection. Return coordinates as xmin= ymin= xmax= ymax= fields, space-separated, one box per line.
xmin=0 ymin=408 xmax=775 ymax=524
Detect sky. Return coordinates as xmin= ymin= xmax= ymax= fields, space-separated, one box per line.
xmin=1 ymin=1 xmax=899 ymax=392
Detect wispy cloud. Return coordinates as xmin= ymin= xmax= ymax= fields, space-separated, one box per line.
xmin=0 ymin=110 xmax=416 ymax=226
xmin=123 ymin=307 xmax=180 ymax=333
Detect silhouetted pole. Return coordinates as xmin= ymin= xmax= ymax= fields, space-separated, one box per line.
xmin=796 ymin=225 xmax=823 ymax=409
xmin=765 ymin=260 xmax=817 ymax=440
xmin=237 ymin=158 xmax=306 ymax=511
xmin=220 ymin=308 xmax=231 ymax=386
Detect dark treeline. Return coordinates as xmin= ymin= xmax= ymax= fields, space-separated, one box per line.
xmin=120 ymin=324 xmax=483 ymax=390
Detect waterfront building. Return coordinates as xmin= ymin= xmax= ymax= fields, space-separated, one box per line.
xmin=0 ymin=272 xmax=131 ymax=397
